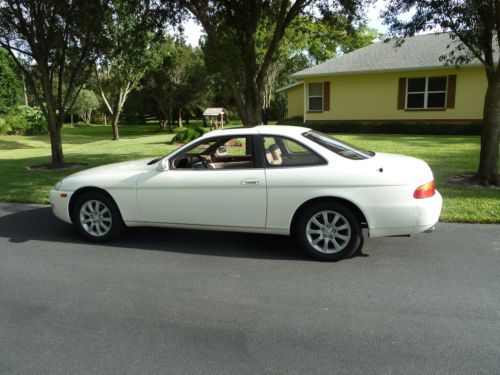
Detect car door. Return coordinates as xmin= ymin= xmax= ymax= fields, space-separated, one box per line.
xmin=136 ymin=135 xmax=267 ymax=228
xmin=261 ymin=134 xmax=329 ymax=231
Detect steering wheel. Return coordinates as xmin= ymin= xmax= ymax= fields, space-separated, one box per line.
xmin=190 ymin=155 xmax=208 ymax=169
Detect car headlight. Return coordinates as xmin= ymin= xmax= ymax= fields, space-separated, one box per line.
xmin=53 ymin=180 xmax=63 ymax=191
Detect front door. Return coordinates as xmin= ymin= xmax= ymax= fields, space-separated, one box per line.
xmin=136 ymin=135 xmax=266 ymax=228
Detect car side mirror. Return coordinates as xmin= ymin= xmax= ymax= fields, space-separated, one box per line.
xmin=156 ymin=158 xmax=169 ymax=172
xmin=216 ymin=146 xmax=228 ymax=156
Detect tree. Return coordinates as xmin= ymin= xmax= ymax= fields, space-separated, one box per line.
xmin=0 ymin=0 xmax=108 ymax=168
xmin=178 ymin=0 xmax=365 ymax=126
xmin=0 ymin=47 xmax=22 ymax=115
xmin=383 ymin=0 xmax=499 ymax=186
xmin=96 ymin=0 xmax=161 ymax=140
xmin=143 ymin=37 xmax=209 ymax=129
xmin=258 ymin=16 xmax=380 ymax=122
xmin=286 ymin=15 xmax=382 ymax=65
xmin=73 ymin=89 xmax=99 ymax=124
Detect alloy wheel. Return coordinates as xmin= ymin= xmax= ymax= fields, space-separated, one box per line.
xmin=305 ymin=210 xmax=352 ymax=254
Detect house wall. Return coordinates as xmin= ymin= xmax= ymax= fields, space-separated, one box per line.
xmin=299 ymin=67 xmax=486 ymax=122
xmin=286 ymin=83 xmax=304 ymax=119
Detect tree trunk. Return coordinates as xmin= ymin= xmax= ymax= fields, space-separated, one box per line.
xmin=242 ymin=100 xmax=262 ymax=126
xmin=241 ymin=85 xmax=263 ymax=126
xmin=40 ymin=73 xmax=65 ymax=168
xmin=49 ymin=128 xmax=64 ymax=168
xmin=21 ymin=71 xmax=29 ymax=106
xmin=262 ymin=108 xmax=269 ymax=125
xmin=110 ymin=98 xmax=126 ymax=140
xmin=478 ymin=74 xmax=500 ymax=185
xmin=168 ymin=99 xmax=173 ymax=127
xmin=111 ymin=113 xmax=120 ymax=140
xmin=178 ymin=108 xmax=183 ymax=128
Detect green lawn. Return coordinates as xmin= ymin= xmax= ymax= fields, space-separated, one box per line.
xmin=0 ymin=123 xmax=498 ymax=223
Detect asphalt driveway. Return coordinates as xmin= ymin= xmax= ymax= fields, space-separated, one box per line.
xmin=0 ymin=203 xmax=499 ymax=374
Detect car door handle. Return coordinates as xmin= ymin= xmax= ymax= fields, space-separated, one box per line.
xmin=241 ymin=179 xmax=261 ymax=185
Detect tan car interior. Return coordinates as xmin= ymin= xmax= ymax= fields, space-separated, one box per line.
xmin=265 ymin=144 xmax=282 ymax=165
xmin=173 ymin=135 xmax=323 ymax=170
xmin=173 ymin=136 xmax=254 ymax=170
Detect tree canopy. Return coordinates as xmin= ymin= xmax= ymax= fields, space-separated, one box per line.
xmin=0 ymin=48 xmax=22 ymax=115
xmin=72 ymin=89 xmax=99 ymax=124
xmin=179 ymin=0 xmax=367 ymax=126
xmin=144 ymin=37 xmax=209 ymax=129
xmin=0 ymin=0 xmax=381 ymax=167
xmin=0 ymin=0 xmax=109 ymax=167
xmin=95 ymin=0 xmax=163 ymax=140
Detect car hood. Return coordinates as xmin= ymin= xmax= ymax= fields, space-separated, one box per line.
xmin=69 ymin=158 xmax=158 ymax=177
xmin=60 ymin=158 xmax=159 ymax=191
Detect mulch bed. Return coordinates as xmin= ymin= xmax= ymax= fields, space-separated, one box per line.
xmin=26 ymin=163 xmax=86 ymax=171
xmin=446 ymin=172 xmax=500 ymax=189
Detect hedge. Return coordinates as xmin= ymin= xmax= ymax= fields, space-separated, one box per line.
xmin=280 ymin=117 xmax=481 ymax=135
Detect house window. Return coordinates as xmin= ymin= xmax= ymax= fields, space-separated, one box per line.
xmin=308 ymin=83 xmax=323 ymax=111
xmin=406 ymin=76 xmax=447 ymax=109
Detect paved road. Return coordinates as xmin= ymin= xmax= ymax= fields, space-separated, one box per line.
xmin=0 ymin=203 xmax=499 ymax=375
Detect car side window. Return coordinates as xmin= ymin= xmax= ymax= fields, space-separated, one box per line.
xmin=172 ymin=136 xmax=255 ymax=170
xmin=220 ymin=137 xmax=248 ymax=156
xmin=262 ymin=136 xmax=325 ymax=167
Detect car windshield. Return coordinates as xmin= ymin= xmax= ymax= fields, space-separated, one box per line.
xmin=303 ymin=131 xmax=374 ymax=160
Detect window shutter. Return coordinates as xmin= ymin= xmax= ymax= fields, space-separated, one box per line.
xmin=323 ymin=81 xmax=330 ymax=111
xmin=446 ymin=75 xmax=457 ymax=109
xmin=397 ymin=77 xmax=406 ymax=109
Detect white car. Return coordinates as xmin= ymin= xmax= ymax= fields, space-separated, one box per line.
xmin=50 ymin=125 xmax=442 ymax=260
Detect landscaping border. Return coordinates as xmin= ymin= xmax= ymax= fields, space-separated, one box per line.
xmin=281 ymin=117 xmax=482 ymax=135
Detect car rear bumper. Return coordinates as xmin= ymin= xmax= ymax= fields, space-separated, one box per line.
xmin=49 ymin=189 xmax=73 ymax=223
xmin=368 ymin=190 xmax=443 ymax=238
xmin=413 ymin=190 xmax=442 ymax=234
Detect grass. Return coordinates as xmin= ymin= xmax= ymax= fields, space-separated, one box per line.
xmin=0 ymin=122 xmax=498 ymax=223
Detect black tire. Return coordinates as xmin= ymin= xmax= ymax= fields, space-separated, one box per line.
xmin=294 ymin=201 xmax=363 ymax=261
xmin=72 ymin=191 xmax=124 ymax=242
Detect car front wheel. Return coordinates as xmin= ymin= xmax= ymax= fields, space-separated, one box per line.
xmin=295 ymin=202 xmax=363 ymax=261
xmin=73 ymin=192 xmax=124 ymax=242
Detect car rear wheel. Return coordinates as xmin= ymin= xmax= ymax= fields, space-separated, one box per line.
xmin=73 ymin=192 xmax=124 ymax=242
xmin=295 ymin=202 xmax=363 ymax=261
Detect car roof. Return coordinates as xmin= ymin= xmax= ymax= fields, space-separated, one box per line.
xmin=203 ymin=125 xmax=311 ymax=138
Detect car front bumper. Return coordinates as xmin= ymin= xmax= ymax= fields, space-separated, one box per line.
xmin=49 ymin=189 xmax=73 ymax=223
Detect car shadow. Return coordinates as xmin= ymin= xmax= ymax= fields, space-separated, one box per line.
xmin=0 ymin=204 xmax=313 ymax=260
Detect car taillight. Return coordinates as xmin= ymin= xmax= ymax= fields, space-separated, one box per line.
xmin=413 ymin=181 xmax=435 ymax=199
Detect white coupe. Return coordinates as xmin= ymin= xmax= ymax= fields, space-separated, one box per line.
xmin=50 ymin=125 xmax=442 ymax=260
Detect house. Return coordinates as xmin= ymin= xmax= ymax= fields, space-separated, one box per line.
xmin=278 ymin=32 xmax=495 ymax=129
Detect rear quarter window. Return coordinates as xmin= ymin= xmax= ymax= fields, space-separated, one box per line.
xmin=303 ymin=131 xmax=374 ymax=160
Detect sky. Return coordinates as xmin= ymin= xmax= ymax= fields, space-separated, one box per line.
xmin=182 ymin=0 xmax=391 ymax=47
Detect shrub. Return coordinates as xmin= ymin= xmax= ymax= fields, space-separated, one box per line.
xmin=303 ymin=121 xmax=481 ymax=135
xmin=171 ymin=125 xmax=206 ymax=143
xmin=172 ymin=126 xmax=187 ymax=133
xmin=2 ymin=105 xmax=47 ymax=135
xmin=0 ymin=117 xmax=11 ymax=134
xmin=280 ymin=116 xmax=304 ymax=126
xmin=72 ymin=89 xmax=99 ymax=124
xmin=0 ymin=49 xmax=23 ymax=116
xmin=5 ymin=113 xmax=29 ymax=134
